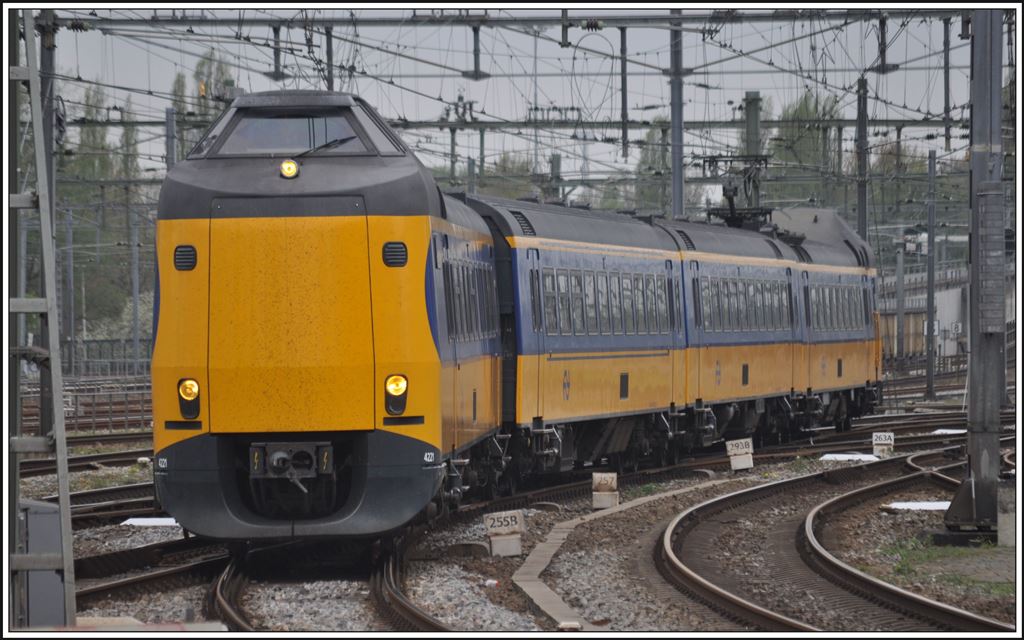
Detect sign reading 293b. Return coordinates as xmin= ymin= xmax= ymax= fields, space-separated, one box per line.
xmin=726 ymin=438 xmax=754 ymax=457
xmin=483 ymin=509 xmax=526 ymax=536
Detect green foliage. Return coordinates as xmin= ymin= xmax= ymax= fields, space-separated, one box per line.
xmin=633 ymin=119 xmax=669 ymax=212
xmin=881 ymin=536 xmax=1011 ymax=595
xmin=763 ymin=91 xmax=840 ymax=207
xmin=631 ymin=119 xmax=704 ymax=215
xmin=118 ymin=96 xmax=140 ymax=181
xmin=482 ymin=152 xmax=536 ymax=199
xmin=598 ymin=181 xmax=627 ymax=211
xmin=171 ymin=72 xmax=189 ymax=159
xmin=430 ymin=152 xmax=539 ymax=200
xmin=87 ymin=290 xmax=154 ymax=341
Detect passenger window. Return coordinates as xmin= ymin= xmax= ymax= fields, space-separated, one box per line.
xmin=820 ymin=286 xmax=827 ymax=330
xmin=584 ymin=271 xmax=598 ymax=335
xmin=827 ymin=287 xmax=835 ymax=331
xmin=741 ymin=280 xmax=749 ymax=331
xmin=721 ymin=279 xmax=730 ymax=331
xmin=647 ymin=275 xmax=659 ymax=334
xmin=483 ymin=268 xmax=494 ymax=335
xmin=844 ymin=288 xmax=852 ymax=330
xmin=762 ymin=282 xmax=771 ymax=331
xmin=734 ymin=282 xmax=746 ymax=331
xmin=557 ymin=269 xmax=572 ymax=335
xmin=692 ymin=278 xmax=702 ymax=329
xmin=831 ymin=286 xmax=839 ymax=331
xmin=700 ymin=277 xmax=711 ymax=331
xmin=851 ymin=288 xmax=860 ymax=329
xmin=570 ymin=270 xmax=585 ymax=335
xmin=543 ymin=269 xmax=558 ymax=335
xmin=610 ymin=273 xmax=623 ymax=334
xmin=811 ymin=287 xmax=819 ymax=330
xmin=747 ymin=281 xmax=758 ymax=331
xmin=721 ymin=279 xmax=729 ymax=331
xmin=783 ymin=283 xmax=791 ymax=329
xmin=473 ymin=264 xmax=481 ymax=337
xmin=442 ymin=263 xmax=454 ymax=340
xmin=849 ymin=288 xmax=857 ymax=330
xmin=819 ymin=286 xmax=827 ymax=331
xmin=622 ymin=275 xmax=635 ymax=335
xmin=668 ymin=277 xmax=676 ymax=331
xmin=733 ymin=280 xmax=742 ymax=331
xmin=456 ymin=264 xmax=467 ymax=340
xmin=770 ymin=282 xmax=780 ymax=331
xmin=803 ymin=285 xmax=811 ymax=329
xmin=710 ymin=279 xmax=721 ymax=332
xmin=753 ymin=282 xmax=762 ymax=330
xmin=597 ymin=273 xmax=610 ymax=334
xmin=832 ymin=285 xmax=839 ymax=331
xmin=634 ymin=275 xmax=647 ymax=334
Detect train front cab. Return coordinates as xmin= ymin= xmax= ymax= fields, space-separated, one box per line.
xmin=152 ymin=91 xmax=449 ymax=539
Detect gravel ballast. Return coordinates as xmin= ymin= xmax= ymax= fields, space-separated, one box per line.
xmin=242 ymin=579 xmax=387 ymax=631
xmin=78 ymin=585 xmax=208 ymax=624
xmin=75 ymin=523 xmax=186 ymax=558
xmin=824 ymin=484 xmax=1016 ymax=624
xmin=19 ymin=464 xmax=153 ymax=500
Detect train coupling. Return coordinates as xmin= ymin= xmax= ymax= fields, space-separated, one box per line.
xmin=249 ymin=441 xmax=334 ymax=493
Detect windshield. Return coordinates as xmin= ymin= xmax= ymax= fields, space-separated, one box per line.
xmin=212 ymin=108 xmax=368 ymax=156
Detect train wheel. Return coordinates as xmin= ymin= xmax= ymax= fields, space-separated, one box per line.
xmin=836 ymin=397 xmax=852 ymax=432
xmin=611 ymin=451 xmax=639 ymax=475
xmin=497 ymin=470 xmax=518 ymax=497
xmin=654 ymin=443 xmax=677 ymax=467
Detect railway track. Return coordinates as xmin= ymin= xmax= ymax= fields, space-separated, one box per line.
xmin=850 ymin=408 xmax=1016 ymax=428
xmin=76 ymin=537 xmax=229 ymax=610
xmin=802 ymin=459 xmax=1013 ymax=632
xmin=66 ymin=431 xmax=153 ymax=448
xmin=206 ymin=540 xmax=430 ymax=632
xmin=19 ymin=448 xmax=152 ymax=478
xmin=655 ymin=443 xmax=1014 ymax=632
xmin=71 ymin=431 xmax=1009 ymax=630
xmin=49 ymin=420 xmax=1008 ymax=530
xmin=42 ymin=481 xmax=161 ymax=527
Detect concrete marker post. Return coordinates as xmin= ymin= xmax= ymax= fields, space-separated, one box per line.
xmin=726 ymin=438 xmax=754 ymax=472
xmin=592 ymin=472 xmax=619 ymax=509
xmin=872 ymin=432 xmax=895 ymax=458
xmin=483 ymin=509 xmax=525 ymax=557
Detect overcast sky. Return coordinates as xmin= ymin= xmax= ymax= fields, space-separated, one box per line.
xmin=14 ymin=7 xmax=1021 ymax=204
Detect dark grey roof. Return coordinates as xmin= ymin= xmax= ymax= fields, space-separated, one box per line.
xmin=465 ymin=194 xmax=679 ymax=252
xmin=658 ymin=219 xmax=804 ymax=263
xmin=773 ymin=207 xmax=874 ymax=268
xmin=232 ymin=90 xmax=357 ymax=108
xmin=464 ymin=195 xmax=875 ymax=268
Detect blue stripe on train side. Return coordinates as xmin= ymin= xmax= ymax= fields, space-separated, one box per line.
xmin=424 ymin=242 xmax=439 ymax=355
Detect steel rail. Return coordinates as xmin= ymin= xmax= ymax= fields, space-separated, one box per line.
xmin=801 ymin=466 xmax=1014 ymax=632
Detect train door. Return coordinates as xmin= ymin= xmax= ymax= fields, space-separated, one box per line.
xmin=442 ymin=234 xmax=459 ymax=452
xmin=671 ymin=257 xmax=679 ymax=401
xmin=785 ymin=267 xmax=795 ymax=391
xmin=522 ymin=249 xmax=543 ymax=421
xmin=799 ymin=270 xmax=812 ymax=393
xmin=688 ymin=260 xmax=701 ymax=403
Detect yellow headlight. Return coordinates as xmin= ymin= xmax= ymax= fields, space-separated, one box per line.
xmin=178 ymin=379 xmax=200 ymax=401
xmin=280 ymin=159 xmax=299 ymax=179
xmin=385 ymin=375 xmax=408 ymax=397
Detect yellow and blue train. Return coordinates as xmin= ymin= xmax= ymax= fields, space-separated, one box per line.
xmin=152 ymin=91 xmax=882 ymax=540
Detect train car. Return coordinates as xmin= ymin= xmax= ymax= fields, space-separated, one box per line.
xmin=467 ymin=198 xmax=881 ymax=478
xmin=152 ymin=91 xmax=500 ymax=539
xmin=153 ymin=90 xmax=882 ymax=541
